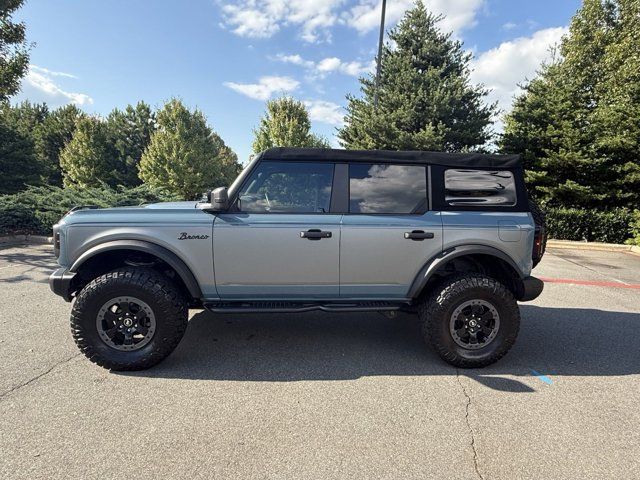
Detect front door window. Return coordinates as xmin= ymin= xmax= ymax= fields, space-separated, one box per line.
xmin=238 ymin=161 xmax=334 ymax=213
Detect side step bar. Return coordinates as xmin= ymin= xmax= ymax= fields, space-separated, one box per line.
xmin=203 ymin=300 xmax=408 ymax=314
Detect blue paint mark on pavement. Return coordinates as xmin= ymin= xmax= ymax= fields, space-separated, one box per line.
xmin=530 ymin=369 xmax=553 ymax=385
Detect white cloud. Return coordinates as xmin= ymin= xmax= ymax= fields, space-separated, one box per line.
xmin=304 ymin=100 xmax=344 ymax=126
xmin=275 ymin=53 xmax=373 ymax=77
xmin=470 ymin=27 xmax=567 ymax=116
xmin=220 ymin=0 xmax=344 ymax=43
xmin=344 ymin=0 xmax=485 ymax=36
xmin=20 ymin=64 xmax=93 ymax=106
xmin=273 ymin=53 xmax=315 ymax=69
xmin=502 ymin=22 xmax=517 ymax=31
xmin=220 ymin=0 xmax=484 ymax=43
xmin=317 ymin=57 xmax=342 ymax=72
xmin=223 ymin=75 xmax=300 ymax=101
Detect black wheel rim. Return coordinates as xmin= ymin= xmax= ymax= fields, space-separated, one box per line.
xmin=449 ymin=299 xmax=500 ymax=350
xmin=96 ymin=296 xmax=156 ymax=351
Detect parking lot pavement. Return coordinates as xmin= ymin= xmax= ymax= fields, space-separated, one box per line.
xmin=1 ymin=244 xmax=639 ymax=480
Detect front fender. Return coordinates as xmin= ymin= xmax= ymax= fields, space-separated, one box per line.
xmin=69 ymin=240 xmax=203 ymax=299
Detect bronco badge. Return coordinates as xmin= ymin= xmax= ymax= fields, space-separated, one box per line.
xmin=178 ymin=232 xmax=210 ymax=240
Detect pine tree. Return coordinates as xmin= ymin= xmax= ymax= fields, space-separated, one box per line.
xmin=106 ymin=101 xmax=156 ymax=186
xmin=0 ymin=101 xmax=48 ymax=193
xmin=592 ymin=0 xmax=640 ymax=206
xmin=138 ymin=99 xmax=239 ymax=199
xmin=338 ymin=0 xmax=495 ymax=151
xmin=59 ymin=117 xmax=119 ymax=188
xmin=0 ymin=121 xmax=40 ymax=193
xmin=252 ymin=96 xmax=329 ymax=153
xmin=501 ymin=0 xmax=639 ymax=209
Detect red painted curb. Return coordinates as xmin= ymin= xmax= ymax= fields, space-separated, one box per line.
xmin=539 ymin=277 xmax=640 ymax=290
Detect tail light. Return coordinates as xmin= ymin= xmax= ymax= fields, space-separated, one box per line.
xmin=532 ymin=225 xmax=546 ymax=265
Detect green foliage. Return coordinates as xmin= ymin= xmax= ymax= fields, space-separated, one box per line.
xmin=0 ymin=184 xmax=179 ymax=236
xmin=338 ymin=0 xmax=495 ymax=151
xmin=0 ymin=120 xmax=40 ymax=194
xmin=106 ymin=101 xmax=155 ymax=186
xmin=0 ymin=101 xmax=48 ymax=193
xmin=626 ymin=211 xmax=640 ymax=246
xmin=0 ymin=102 xmax=84 ymax=190
xmin=501 ymin=0 xmax=640 ymax=209
xmin=59 ymin=116 xmax=120 ymax=188
xmin=252 ymin=96 xmax=330 ymax=153
xmin=0 ymin=0 xmax=30 ymax=103
xmin=33 ymin=104 xmax=85 ymax=186
xmin=546 ymin=207 xmax=633 ymax=244
xmin=139 ymin=98 xmax=240 ymax=199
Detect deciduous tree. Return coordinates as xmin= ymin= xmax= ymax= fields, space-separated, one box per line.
xmin=252 ymin=96 xmax=329 ymax=153
xmin=33 ymin=104 xmax=85 ymax=186
xmin=139 ymin=99 xmax=239 ymax=199
xmin=59 ymin=116 xmax=119 ymax=188
xmin=0 ymin=0 xmax=30 ymax=103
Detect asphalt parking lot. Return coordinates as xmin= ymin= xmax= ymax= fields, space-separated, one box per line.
xmin=1 ymin=244 xmax=639 ymax=479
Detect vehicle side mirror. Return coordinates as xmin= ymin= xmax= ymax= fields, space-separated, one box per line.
xmin=212 ymin=187 xmax=228 ymax=210
xmin=199 ymin=186 xmax=229 ymax=212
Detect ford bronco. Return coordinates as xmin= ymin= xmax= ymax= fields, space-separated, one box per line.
xmin=50 ymin=148 xmax=545 ymax=370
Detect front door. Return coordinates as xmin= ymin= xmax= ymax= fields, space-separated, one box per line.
xmin=213 ymin=161 xmax=340 ymax=300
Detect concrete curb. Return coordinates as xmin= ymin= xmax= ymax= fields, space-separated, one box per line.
xmin=548 ymin=239 xmax=640 ymax=256
xmin=0 ymin=235 xmax=53 ymax=246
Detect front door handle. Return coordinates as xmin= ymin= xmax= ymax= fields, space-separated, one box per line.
xmin=404 ymin=230 xmax=434 ymax=241
xmin=300 ymin=229 xmax=332 ymax=240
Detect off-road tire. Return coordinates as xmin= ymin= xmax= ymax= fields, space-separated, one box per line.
xmin=71 ymin=267 xmax=188 ymax=371
xmin=529 ymin=199 xmax=547 ymax=268
xmin=420 ymin=273 xmax=520 ymax=368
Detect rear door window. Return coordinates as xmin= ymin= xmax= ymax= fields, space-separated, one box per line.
xmin=444 ymin=169 xmax=516 ymax=206
xmin=349 ymin=164 xmax=427 ymax=214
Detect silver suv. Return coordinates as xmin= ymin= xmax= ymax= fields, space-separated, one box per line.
xmin=50 ymin=148 xmax=545 ymax=370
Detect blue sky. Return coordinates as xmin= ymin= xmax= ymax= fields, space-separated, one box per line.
xmin=16 ymin=0 xmax=581 ymax=163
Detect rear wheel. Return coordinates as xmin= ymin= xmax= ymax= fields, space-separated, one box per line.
xmin=71 ymin=267 xmax=188 ymax=371
xmin=420 ymin=273 xmax=520 ymax=368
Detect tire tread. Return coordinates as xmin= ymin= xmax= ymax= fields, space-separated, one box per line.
xmin=70 ymin=268 xmax=188 ymax=371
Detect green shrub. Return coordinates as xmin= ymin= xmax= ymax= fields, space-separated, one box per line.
xmin=0 ymin=185 xmax=179 ymax=236
xmin=545 ymin=207 xmax=633 ymax=244
xmin=626 ymin=210 xmax=640 ymax=246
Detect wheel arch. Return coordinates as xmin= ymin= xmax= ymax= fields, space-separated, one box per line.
xmin=408 ymin=245 xmax=527 ymax=301
xmin=69 ymin=240 xmax=203 ymax=301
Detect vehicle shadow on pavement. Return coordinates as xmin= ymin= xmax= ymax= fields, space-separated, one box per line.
xmin=124 ymin=305 xmax=640 ymax=391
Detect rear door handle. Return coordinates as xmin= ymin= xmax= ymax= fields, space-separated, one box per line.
xmin=404 ymin=230 xmax=434 ymax=240
xmin=300 ymin=229 xmax=332 ymax=240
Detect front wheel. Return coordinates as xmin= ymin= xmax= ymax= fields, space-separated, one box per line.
xmin=420 ymin=274 xmax=520 ymax=368
xmin=70 ymin=268 xmax=188 ymax=371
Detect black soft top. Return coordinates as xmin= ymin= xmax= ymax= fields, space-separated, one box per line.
xmin=260 ymin=147 xmax=521 ymax=169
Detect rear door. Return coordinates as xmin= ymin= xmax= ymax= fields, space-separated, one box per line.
xmin=340 ymin=163 xmax=443 ymax=299
xmin=213 ymin=160 xmax=341 ymax=300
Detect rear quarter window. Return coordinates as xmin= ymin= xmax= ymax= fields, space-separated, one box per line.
xmin=444 ymin=169 xmax=516 ymax=207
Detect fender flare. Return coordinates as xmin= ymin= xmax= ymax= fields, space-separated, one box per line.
xmin=70 ymin=240 xmax=203 ymax=299
xmin=407 ymin=244 xmax=525 ymax=299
